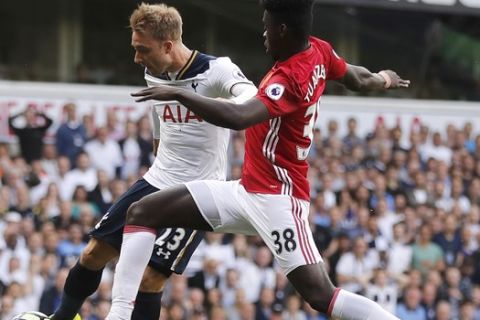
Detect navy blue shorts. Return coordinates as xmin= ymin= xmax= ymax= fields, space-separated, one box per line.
xmin=89 ymin=179 xmax=204 ymax=276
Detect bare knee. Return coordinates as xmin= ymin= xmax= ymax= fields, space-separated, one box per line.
xmin=80 ymin=238 xmax=118 ymax=270
xmin=139 ymin=266 xmax=168 ymax=292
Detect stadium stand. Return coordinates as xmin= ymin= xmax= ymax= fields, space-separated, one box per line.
xmin=0 ymin=104 xmax=478 ymax=320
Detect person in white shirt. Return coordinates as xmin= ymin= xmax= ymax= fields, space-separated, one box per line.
xmin=49 ymin=3 xmax=257 ymax=320
xmin=84 ymin=127 xmax=123 ymax=180
xmin=387 ymin=222 xmax=412 ymax=284
xmin=336 ymin=237 xmax=379 ymax=294
xmin=61 ymin=152 xmax=97 ymax=201
xmin=365 ymin=268 xmax=397 ymax=314
xmin=420 ymin=132 xmax=452 ymax=165
xmin=119 ymin=121 xmax=141 ymax=180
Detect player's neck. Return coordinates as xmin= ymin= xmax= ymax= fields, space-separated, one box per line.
xmin=278 ymin=39 xmax=310 ymax=62
xmin=167 ymin=43 xmax=193 ymax=73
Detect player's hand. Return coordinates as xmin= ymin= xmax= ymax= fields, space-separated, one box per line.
xmin=131 ymin=86 xmax=178 ymax=102
xmin=379 ymin=70 xmax=410 ymax=89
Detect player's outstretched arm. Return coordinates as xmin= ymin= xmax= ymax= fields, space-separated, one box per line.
xmin=132 ymin=85 xmax=269 ymax=130
xmin=336 ymin=64 xmax=410 ymax=92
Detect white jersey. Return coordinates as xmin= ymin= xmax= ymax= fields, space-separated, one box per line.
xmin=143 ymin=51 xmax=253 ymax=189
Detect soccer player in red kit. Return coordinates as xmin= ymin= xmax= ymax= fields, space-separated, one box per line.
xmin=106 ymin=0 xmax=409 ymax=319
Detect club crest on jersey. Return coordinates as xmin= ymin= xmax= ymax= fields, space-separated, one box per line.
xmin=232 ymin=69 xmax=247 ymax=80
xmin=266 ymin=83 xmax=285 ymax=101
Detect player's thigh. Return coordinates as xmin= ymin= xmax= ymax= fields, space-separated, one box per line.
xmin=148 ymin=227 xmax=205 ymax=280
xmin=184 ymin=180 xmax=255 ymax=234
xmin=245 ymin=194 xmax=322 ymax=274
xmin=89 ymin=179 xmax=159 ymax=251
xmin=127 ymin=184 xmax=213 ymax=231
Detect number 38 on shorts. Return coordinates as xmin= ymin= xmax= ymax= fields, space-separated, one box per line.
xmin=271 ymin=228 xmax=297 ymax=254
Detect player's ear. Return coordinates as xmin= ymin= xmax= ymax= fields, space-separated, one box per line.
xmin=164 ymin=41 xmax=173 ymax=54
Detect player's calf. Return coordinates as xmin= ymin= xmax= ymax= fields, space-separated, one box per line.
xmin=139 ymin=266 xmax=168 ymax=292
xmin=287 ymin=263 xmax=336 ymax=314
xmin=51 ymin=239 xmax=117 ymax=320
xmin=288 ymin=263 xmax=399 ymax=319
xmin=80 ymin=238 xmax=119 ymax=270
xmin=50 ymin=262 xmax=104 ymax=320
xmin=131 ymin=267 xmax=168 ymax=320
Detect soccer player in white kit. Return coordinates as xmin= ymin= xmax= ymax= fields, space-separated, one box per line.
xmin=49 ymin=3 xmax=256 ymax=320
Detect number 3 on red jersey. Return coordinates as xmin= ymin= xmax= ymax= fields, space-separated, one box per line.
xmin=297 ymin=100 xmax=319 ymax=161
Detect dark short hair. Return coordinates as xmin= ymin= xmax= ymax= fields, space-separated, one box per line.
xmin=260 ymin=0 xmax=314 ymax=38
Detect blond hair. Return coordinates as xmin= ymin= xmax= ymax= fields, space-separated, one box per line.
xmin=129 ymin=3 xmax=182 ymax=41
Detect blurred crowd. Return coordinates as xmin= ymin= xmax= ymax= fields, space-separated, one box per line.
xmin=0 ymin=103 xmax=479 ymax=320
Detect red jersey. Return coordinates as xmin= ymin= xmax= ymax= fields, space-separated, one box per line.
xmin=241 ymin=37 xmax=347 ymax=201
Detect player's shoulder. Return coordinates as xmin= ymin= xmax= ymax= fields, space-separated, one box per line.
xmin=309 ymin=36 xmax=334 ymax=51
xmin=208 ymin=56 xmax=240 ymax=73
xmin=207 ymin=56 xmax=250 ymax=82
xmin=180 ymin=51 xmax=217 ymax=79
xmin=179 ymin=52 xmax=242 ymax=80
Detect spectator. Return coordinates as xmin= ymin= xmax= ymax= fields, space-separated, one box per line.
xmin=282 ymin=295 xmax=307 ymax=320
xmin=411 ymin=223 xmax=444 ymax=276
xmin=55 ymin=103 xmax=87 ymax=165
xmin=420 ymin=131 xmax=452 ymax=165
xmin=387 ymin=222 xmax=412 ymax=283
xmin=421 ymin=282 xmax=438 ymax=320
xmin=61 ymin=152 xmax=97 ymax=200
xmin=51 ymin=201 xmax=75 ymax=231
xmin=56 ymin=223 xmax=86 ymax=267
xmin=435 ymin=300 xmax=452 ymax=320
xmin=220 ymin=269 xmax=239 ymax=309
xmin=0 ymin=219 xmax=30 ymax=284
xmin=40 ymin=144 xmax=59 ymax=179
xmin=82 ymin=114 xmax=96 ymax=141
xmin=255 ymin=287 xmax=275 ymax=320
xmin=136 ymin=115 xmax=154 ymax=168
xmin=188 ymin=258 xmax=221 ymax=294
xmin=186 ymin=288 xmax=205 ymax=316
xmin=365 ymin=268 xmax=397 ymax=314
xmin=118 ymin=120 xmax=141 ymax=179
xmin=459 ymin=300 xmax=475 ymax=320
xmin=449 ymin=177 xmax=472 ymax=214
xmin=433 ymin=214 xmax=462 ymax=266
xmin=372 ymin=197 xmax=398 ymax=242
xmin=83 ymin=169 xmax=109 ymax=210
xmin=70 ymin=185 xmax=100 ymax=219
xmin=0 ymin=294 xmax=16 ymax=320
xmin=84 ymin=127 xmax=122 ymax=180
xmin=342 ymin=117 xmax=363 ymax=153
xmin=252 ymin=246 xmax=276 ymax=299
xmin=40 ymin=183 xmax=62 ymax=219
xmin=326 ymin=233 xmax=352 ymax=284
xmin=395 ymin=286 xmax=427 ymax=320
xmin=8 ymin=106 xmax=53 ymax=164
xmin=438 ymin=267 xmax=467 ymax=319
xmin=105 ymin=109 xmax=125 ymax=142
xmin=336 ymin=237 xmax=378 ymax=294
xmin=39 ymin=268 xmax=69 ymax=315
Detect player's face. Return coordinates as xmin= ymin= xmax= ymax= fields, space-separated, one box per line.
xmin=262 ymin=11 xmax=281 ymax=61
xmin=131 ymin=30 xmax=172 ymax=76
